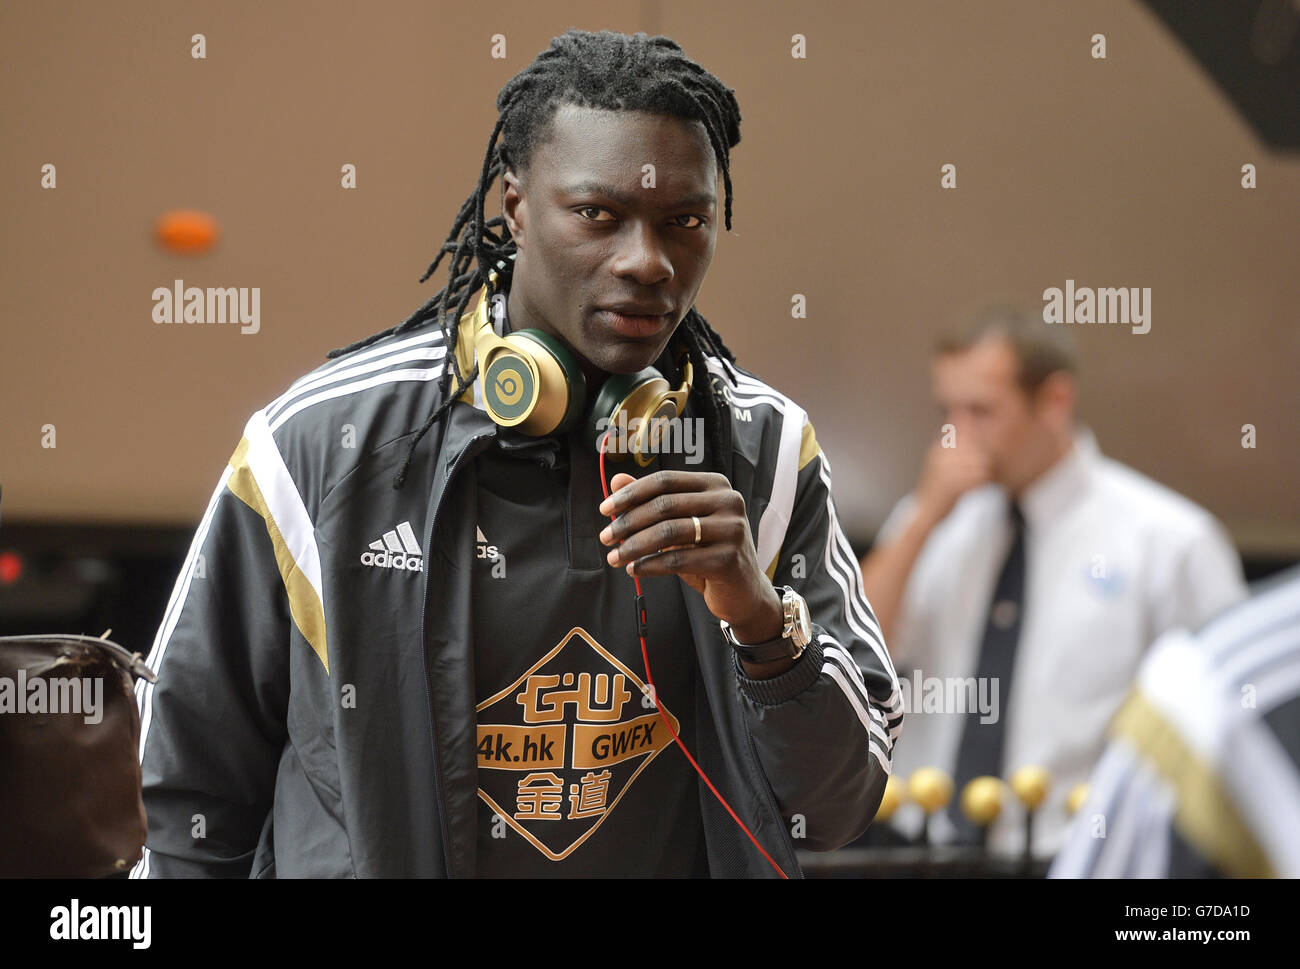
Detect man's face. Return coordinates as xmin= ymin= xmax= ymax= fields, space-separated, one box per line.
xmin=930 ymin=336 xmax=1056 ymax=491
xmin=500 ymin=104 xmax=720 ymax=379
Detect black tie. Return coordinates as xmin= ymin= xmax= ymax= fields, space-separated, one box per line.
xmin=948 ymin=498 xmax=1026 ymax=844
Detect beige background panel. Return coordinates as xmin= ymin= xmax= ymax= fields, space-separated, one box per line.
xmin=1 ymin=1 xmax=1296 ymax=552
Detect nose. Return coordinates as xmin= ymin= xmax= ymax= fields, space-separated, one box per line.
xmin=611 ymin=221 xmax=673 ymax=286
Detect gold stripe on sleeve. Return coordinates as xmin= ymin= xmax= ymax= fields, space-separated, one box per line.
xmin=798 ymin=419 xmax=821 ymax=471
xmin=1109 ymin=689 xmax=1272 ymax=877
xmin=226 ymin=436 xmax=330 ymax=673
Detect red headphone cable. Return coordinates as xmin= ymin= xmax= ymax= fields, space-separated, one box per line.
xmin=598 ymin=429 xmax=788 ymax=879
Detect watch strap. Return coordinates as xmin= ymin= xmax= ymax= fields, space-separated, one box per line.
xmin=724 ymin=629 xmax=804 ymax=664
xmin=733 ymin=636 xmax=825 ymax=706
xmin=720 ymin=586 xmax=808 ymax=663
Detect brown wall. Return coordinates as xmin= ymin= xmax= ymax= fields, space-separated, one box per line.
xmin=2 ymin=0 xmax=1296 ymax=552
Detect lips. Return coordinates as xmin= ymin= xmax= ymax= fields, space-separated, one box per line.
xmin=601 ymin=302 xmax=674 ymax=317
xmin=597 ymin=305 xmax=673 ymax=338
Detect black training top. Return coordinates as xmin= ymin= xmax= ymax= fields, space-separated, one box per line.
xmin=471 ymin=414 xmax=708 ymax=876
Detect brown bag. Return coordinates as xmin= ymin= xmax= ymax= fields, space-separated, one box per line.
xmin=0 ymin=633 xmax=157 ymax=878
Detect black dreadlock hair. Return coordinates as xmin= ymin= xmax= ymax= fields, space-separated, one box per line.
xmin=327 ymin=28 xmax=745 ymax=490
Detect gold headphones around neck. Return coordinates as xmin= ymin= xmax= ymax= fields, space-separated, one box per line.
xmin=455 ymin=255 xmax=693 ymax=465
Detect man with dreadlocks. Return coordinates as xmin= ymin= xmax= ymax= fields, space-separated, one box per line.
xmin=133 ymin=28 xmax=901 ymax=879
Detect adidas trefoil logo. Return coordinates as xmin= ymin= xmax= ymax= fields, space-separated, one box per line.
xmin=361 ymin=521 xmax=424 ymax=572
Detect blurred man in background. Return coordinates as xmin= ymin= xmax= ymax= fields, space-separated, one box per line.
xmin=858 ymin=305 xmax=1248 ymax=858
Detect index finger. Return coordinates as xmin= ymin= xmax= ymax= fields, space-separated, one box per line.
xmin=597 ymin=469 xmax=713 ymax=516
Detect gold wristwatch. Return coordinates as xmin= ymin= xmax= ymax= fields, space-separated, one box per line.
xmin=719 ymin=585 xmax=813 ymax=663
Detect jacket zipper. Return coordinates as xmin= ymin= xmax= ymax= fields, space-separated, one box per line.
xmin=421 ymin=432 xmax=494 ymax=877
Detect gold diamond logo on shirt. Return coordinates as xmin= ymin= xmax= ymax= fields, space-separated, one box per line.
xmin=475 ymin=626 xmax=681 ymax=861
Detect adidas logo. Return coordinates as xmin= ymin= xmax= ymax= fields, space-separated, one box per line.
xmin=360 ymin=521 xmax=424 ymax=572
xmin=476 ymin=525 xmax=501 ymax=561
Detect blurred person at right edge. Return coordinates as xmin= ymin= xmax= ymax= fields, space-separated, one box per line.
xmin=856 ymin=305 xmax=1248 ymax=860
xmin=1051 ymin=564 xmax=1300 ymax=878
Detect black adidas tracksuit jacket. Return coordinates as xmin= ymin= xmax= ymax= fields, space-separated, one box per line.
xmin=131 ymin=283 xmax=903 ymax=877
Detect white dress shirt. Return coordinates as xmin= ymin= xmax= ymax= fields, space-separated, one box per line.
xmin=878 ymin=425 xmax=1248 ymax=858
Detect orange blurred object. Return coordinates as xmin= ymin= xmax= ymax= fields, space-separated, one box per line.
xmin=154 ymin=209 xmax=220 ymax=254
xmin=0 ymin=551 xmax=22 ymax=585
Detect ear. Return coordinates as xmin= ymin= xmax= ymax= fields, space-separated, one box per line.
xmin=1035 ymin=371 xmax=1076 ymax=433
xmin=502 ymin=169 xmax=526 ymax=247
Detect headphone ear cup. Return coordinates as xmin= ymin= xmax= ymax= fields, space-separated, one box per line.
xmin=586 ymin=368 xmax=661 ymax=459
xmin=504 ymin=329 xmax=587 ymax=435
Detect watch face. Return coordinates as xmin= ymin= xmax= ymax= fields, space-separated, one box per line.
xmin=792 ymin=595 xmax=813 ymax=646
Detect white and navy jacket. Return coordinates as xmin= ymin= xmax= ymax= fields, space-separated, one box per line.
xmin=131 ymin=289 xmax=903 ymax=878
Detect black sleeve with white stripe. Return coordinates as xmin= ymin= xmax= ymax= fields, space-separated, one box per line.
xmin=132 ymin=483 xmax=292 ymax=878
xmin=734 ymin=446 xmax=904 ymax=851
